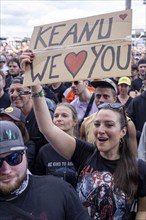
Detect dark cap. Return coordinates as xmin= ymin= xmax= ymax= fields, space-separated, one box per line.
xmin=91 ymin=78 xmax=117 ymax=94
xmin=0 ymin=107 xmax=26 ymax=123
xmin=0 ymin=121 xmax=27 ymax=154
xmin=138 ymin=59 xmax=146 ymax=67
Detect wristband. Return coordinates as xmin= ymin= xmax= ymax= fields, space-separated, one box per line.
xmin=31 ymin=89 xmax=44 ymax=97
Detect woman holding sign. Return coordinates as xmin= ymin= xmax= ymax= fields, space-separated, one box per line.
xmin=20 ymin=51 xmax=146 ymax=220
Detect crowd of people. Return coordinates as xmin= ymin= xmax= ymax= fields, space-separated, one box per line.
xmin=0 ymin=39 xmax=146 ymax=219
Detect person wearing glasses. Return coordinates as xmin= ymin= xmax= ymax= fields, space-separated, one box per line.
xmin=70 ymin=80 xmax=97 ymax=126
xmin=0 ymin=120 xmax=90 ymax=219
xmin=20 ymin=51 xmax=146 ymax=220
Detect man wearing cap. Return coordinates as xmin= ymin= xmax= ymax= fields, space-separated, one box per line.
xmin=0 ymin=121 xmax=90 ymax=219
xmin=129 ymin=59 xmax=146 ymax=97
xmin=0 ymin=107 xmax=36 ymax=171
xmin=116 ymin=76 xmax=133 ymax=111
xmin=80 ymin=78 xmax=137 ymax=156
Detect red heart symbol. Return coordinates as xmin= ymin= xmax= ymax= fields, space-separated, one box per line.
xmin=119 ymin=14 xmax=127 ymax=20
xmin=64 ymin=51 xmax=87 ymax=78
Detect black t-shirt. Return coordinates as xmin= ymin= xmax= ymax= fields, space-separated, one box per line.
xmin=0 ymin=92 xmax=11 ymax=109
xmin=34 ymin=143 xmax=77 ymax=187
xmin=71 ymin=139 xmax=146 ymax=220
xmin=0 ymin=175 xmax=90 ymax=220
xmin=130 ymin=77 xmax=143 ymax=92
xmin=49 ymin=83 xmax=67 ymax=103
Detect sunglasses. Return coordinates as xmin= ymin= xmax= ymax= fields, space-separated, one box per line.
xmin=0 ymin=151 xmax=24 ymax=168
xmin=68 ymin=81 xmax=82 ymax=87
xmin=98 ymin=103 xmax=127 ymax=125
xmin=98 ymin=103 xmax=124 ymax=110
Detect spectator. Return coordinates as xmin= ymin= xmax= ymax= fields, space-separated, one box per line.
xmin=21 ymin=50 xmax=146 ymax=219
xmin=116 ymin=76 xmax=133 ymax=112
xmin=80 ymin=78 xmax=117 ymax=144
xmin=9 ymin=76 xmax=55 ymax=158
xmin=131 ymin=64 xmax=139 ymax=81
xmin=29 ymin=88 xmax=146 ymax=219
xmin=0 ymin=120 xmax=89 ymax=219
xmin=80 ymin=78 xmax=137 ymax=156
xmin=0 ymin=70 xmax=11 ymax=109
xmin=48 ymin=82 xmax=67 ymax=103
xmin=0 ymin=55 xmax=8 ymax=75
xmin=127 ymin=88 xmax=146 ymax=143
xmin=0 ymin=106 xmax=36 ymax=171
xmin=34 ymin=102 xmax=78 ymax=187
xmin=70 ymin=80 xmax=97 ymax=126
xmin=129 ymin=59 xmax=146 ymax=97
xmin=5 ymin=58 xmax=22 ymax=93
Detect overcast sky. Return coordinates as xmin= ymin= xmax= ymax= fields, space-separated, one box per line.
xmin=1 ymin=0 xmax=146 ymax=39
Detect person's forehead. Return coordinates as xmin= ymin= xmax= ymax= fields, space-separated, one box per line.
xmin=10 ymin=83 xmax=29 ymax=90
xmin=95 ymin=87 xmax=114 ymax=93
xmin=55 ymin=106 xmax=72 ymax=115
xmin=96 ymin=109 xmax=119 ymax=119
xmin=8 ymin=62 xmax=19 ymax=67
xmin=139 ymin=64 xmax=146 ymax=68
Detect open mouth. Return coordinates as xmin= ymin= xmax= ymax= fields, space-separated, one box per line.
xmin=97 ymin=137 xmax=108 ymax=142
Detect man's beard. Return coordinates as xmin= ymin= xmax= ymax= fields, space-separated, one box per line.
xmin=0 ymin=167 xmax=27 ymax=195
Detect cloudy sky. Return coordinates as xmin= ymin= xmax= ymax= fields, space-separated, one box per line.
xmin=1 ymin=0 xmax=146 ymax=39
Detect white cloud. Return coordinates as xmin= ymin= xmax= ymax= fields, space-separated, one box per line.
xmin=1 ymin=0 xmax=146 ymax=38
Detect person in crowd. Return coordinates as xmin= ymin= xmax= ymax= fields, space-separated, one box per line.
xmin=20 ymin=51 xmax=146 ymax=219
xmin=131 ymin=64 xmax=139 ymax=81
xmin=129 ymin=58 xmax=146 ymax=97
xmin=116 ymin=76 xmax=133 ymax=112
xmin=0 ymin=70 xmax=11 ymax=109
xmin=80 ymin=78 xmax=137 ymax=157
xmin=9 ymin=76 xmax=55 ymax=158
xmin=5 ymin=58 xmax=22 ymax=93
xmin=0 ymin=120 xmax=90 ymax=219
xmin=127 ymin=88 xmax=146 ymax=143
xmin=0 ymin=106 xmax=36 ymax=171
xmin=43 ymin=84 xmax=59 ymax=104
xmin=63 ymin=82 xmax=95 ymax=103
xmin=70 ymin=80 xmax=97 ymax=126
xmin=34 ymin=102 xmax=78 ymax=187
xmin=0 ymin=55 xmax=8 ymax=75
xmin=80 ymin=78 xmax=117 ymax=144
xmin=48 ymin=82 xmax=68 ymax=103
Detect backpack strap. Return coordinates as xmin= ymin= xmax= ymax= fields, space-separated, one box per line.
xmin=1 ymin=201 xmax=37 ymax=220
xmin=79 ymin=93 xmax=95 ymax=127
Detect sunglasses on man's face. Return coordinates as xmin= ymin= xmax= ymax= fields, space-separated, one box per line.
xmin=0 ymin=151 xmax=24 ymax=168
xmin=68 ymin=81 xmax=82 ymax=87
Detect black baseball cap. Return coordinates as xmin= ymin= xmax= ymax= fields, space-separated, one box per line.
xmin=0 ymin=121 xmax=27 ymax=154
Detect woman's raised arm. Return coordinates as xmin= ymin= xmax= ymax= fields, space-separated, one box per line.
xmin=20 ymin=51 xmax=76 ymax=160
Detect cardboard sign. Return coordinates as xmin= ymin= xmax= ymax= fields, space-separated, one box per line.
xmin=24 ymin=9 xmax=132 ymax=86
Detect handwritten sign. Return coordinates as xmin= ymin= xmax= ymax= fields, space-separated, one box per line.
xmin=24 ymin=9 xmax=132 ymax=86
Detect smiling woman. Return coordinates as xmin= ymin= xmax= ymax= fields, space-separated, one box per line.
xmin=20 ymin=29 xmax=146 ymax=220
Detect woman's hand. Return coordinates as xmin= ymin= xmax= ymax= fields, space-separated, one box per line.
xmin=19 ymin=50 xmax=35 ymax=72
